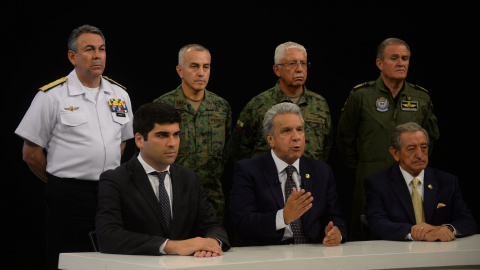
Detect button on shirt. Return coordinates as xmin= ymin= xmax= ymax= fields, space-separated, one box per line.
xmin=271 ymin=150 xmax=301 ymax=240
xmin=15 ymin=70 xmax=133 ymax=180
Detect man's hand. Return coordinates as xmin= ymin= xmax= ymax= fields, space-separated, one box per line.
xmin=164 ymin=237 xmax=223 ymax=257
xmin=323 ymin=221 xmax=342 ymax=246
xmin=411 ymin=223 xmax=455 ymax=242
xmin=283 ymin=188 xmax=313 ymax=225
xmin=411 ymin=223 xmax=435 ymax=240
xmin=423 ymin=226 xmax=456 ymax=242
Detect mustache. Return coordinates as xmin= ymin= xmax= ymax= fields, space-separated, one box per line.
xmin=293 ymin=74 xmax=304 ymax=79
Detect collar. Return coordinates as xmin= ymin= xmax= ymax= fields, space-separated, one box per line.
xmin=399 ymin=165 xmax=424 ymax=186
xmin=270 ymin=149 xmax=300 ymax=174
xmin=137 ymin=154 xmax=170 ymax=175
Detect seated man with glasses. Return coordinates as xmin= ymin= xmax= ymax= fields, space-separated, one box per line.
xmin=231 ymin=41 xmax=332 ymax=164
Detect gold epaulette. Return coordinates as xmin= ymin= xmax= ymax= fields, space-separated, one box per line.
xmin=409 ymin=83 xmax=429 ymax=94
xmin=39 ymin=77 xmax=67 ymax=92
xmin=352 ymin=80 xmax=375 ymax=91
xmin=103 ymin=76 xmax=127 ymax=90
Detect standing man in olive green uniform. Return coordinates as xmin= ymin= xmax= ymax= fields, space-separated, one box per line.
xmin=231 ymin=41 xmax=332 ymax=163
xmin=337 ymin=37 xmax=440 ymax=241
xmin=154 ymin=44 xmax=232 ymax=224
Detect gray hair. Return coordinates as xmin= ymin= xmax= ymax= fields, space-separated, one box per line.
xmin=391 ymin=122 xmax=429 ymax=151
xmin=376 ymin=37 xmax=410 ymax=60
xmin=178 ymin=44 xmax=211 ymax=66
xmin=263 ymin=102 xmax=304 ymax=139
xmin=274 ymin=41 xmax=307 ymax=65
xmin=68 ymin=24 xmax=105 ymax=52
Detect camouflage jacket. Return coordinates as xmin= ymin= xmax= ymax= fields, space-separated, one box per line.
xmin=231 ymin=81 xmax=332 ymax=162
xmin=154 ymin=86 xmax=232 ymax=220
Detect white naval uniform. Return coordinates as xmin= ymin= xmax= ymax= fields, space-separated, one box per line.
xmin=15 ymin=69 xmax=134 ymax=180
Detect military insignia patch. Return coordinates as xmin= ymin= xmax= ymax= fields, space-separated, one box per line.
xmin=401 ymin=101 xmax=419 ymax=111
xmin=376 ymin=97 xmax=389 ymax=112
xmin=235 ymin=120 xmax=244 ymax=131
xmin=108 ymin=98 xmax=128 ymax=113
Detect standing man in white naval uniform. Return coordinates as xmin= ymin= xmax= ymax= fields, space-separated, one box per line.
xmin=15 ymin=24 xmax=133 ymax=270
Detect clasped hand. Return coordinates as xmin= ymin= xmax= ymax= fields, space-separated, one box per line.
xmin=411 ymin=223 xmax=455 ymax=242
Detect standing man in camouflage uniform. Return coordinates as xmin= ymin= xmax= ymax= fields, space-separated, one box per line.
xmin=337 ymin=37 xmax=440 ymax=241
xmin=231 ymin=41 xmax=332 ymax=163
xmin=154 ymin=44 xmax=232 ymax=224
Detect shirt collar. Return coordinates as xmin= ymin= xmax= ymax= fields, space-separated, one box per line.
xmin=270 ymin=149 xmax=300 ymax=174
xmin=399 ymin=165 xmax=424 ymax=186
xmin=137 ymin=154 xmax=170 ymax=175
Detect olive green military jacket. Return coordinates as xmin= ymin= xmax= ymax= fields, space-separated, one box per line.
xmin=337 ymin=76 xmax=440 ymax=182
xmin=231 ymin=81 xmax=332 ymax=162
xmin=154 ymin=86 xmax=232 ymax=220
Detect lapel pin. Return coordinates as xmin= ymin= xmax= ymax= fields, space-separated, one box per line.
xmin=428 ymin=184 xmax=433 ymax=189
xmin=306 ymin=174 xmax=310 ymax=178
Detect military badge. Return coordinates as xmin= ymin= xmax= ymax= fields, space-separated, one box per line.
xmin=376 ymin=97 xmax=389 ymax=112
xmin=235 ymin=120 xmax=244 ymax=131
xmin=108 ymin=98 xmax=128 ymax=117
xmin=401 ymin=101 xmax=419 ymax=111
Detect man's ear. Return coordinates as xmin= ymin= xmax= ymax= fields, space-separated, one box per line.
xmin=68 ymin=50 xmax=76 ymax=66
xmin=389 ymin=147 xmax=400 ymax=162
xmin=135 ymin=132 xmax=144 ymax=150
xmin=266 ymin=134 xmax=275 ymax=149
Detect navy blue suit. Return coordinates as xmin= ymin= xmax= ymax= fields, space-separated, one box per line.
xmin=229 ymin=152 xmax=347 ymax=246
xmin=96 ymin=155 xmax=230 ymax=255
xmin=365 ymin=165 xmax=478 ymax=240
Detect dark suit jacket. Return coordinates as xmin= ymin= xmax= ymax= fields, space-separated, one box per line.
xmin=229 ymin=152 xmax=347 ymax=246
xmin=365 ymin=165 xmax=478 ymax=241
xmin=95 ymin=155 xmax=230 ymax=255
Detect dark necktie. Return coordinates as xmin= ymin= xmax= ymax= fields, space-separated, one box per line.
xmin=151 ymin=171 xmax=172 ymax=236
xmin=284 ymin=165 xmax=309 ymax=244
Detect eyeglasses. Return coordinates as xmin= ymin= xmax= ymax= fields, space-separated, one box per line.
xmin=276 ymin=61 xmax=311 ymax=69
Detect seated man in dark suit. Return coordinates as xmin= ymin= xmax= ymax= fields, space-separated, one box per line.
xmin=365 ymin=122 xmax=478 ymax=241
xmin=96 ymin=102 xmax=230 ymax=256
xmin=229 ymin=102 xmax=347 ymax=246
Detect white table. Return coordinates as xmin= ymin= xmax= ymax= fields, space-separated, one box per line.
xmin=59 ymin=234 xmax=480 ymax=270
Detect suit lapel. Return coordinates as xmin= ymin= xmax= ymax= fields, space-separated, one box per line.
xmin=298 ymin=157 xmax=312 ymax=224
xmin=423 ymin=168 xmax=437 ymax=223
xmin=129 ymin=157 xmax=170 ymax=235
xmin=390 ymin=165 xmax=416 ymax=224
xmin=262 ymin=152 xmax=285 ymax=208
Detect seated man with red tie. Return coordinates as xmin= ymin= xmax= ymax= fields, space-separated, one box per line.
xmin=229 ymin=102 xmax=347 ymax=246
xmin=365 ymin=122 xmax=478 ymax=241
xmin=96 ymin=102 xmax=230 ymax=256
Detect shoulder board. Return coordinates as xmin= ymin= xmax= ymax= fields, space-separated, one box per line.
xmin=409 ymin=83 xmax=429 ymax=94
xmin=39 ymin=77 xmax=67 ymax=92
xmin=103 ymin=76 xmax=127 ymax=90
xmin=352 ymin=81 xmax=375 ymax=91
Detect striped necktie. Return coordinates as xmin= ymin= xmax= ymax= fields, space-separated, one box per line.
xmin=285 ymin=165 xmax=309 ymax=244
xmin=151 ymin=171 xmax=172 ymax=236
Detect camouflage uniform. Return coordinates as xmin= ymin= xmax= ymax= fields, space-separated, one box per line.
xmin=337 ymin=76 xmax=439 ymax=240
xmin=154 ymin=86 xmax=232 ymax=224
xmin=231 ymin=81 xmax=332 ymax=162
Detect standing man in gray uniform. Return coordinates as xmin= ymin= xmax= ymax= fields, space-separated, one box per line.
xmin=337 ymin=37 xmax=439 ymax=241
xmin=15 ymin=24 xmax=133 ymax=269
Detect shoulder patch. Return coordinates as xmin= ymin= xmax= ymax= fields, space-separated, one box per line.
xmin=409 ymin=83 xmax=429 ymax=94
xmin=352 ymin=80 xmax=375 ymax=91
xmin=103 ymin=76 xmax=127 ymax=90
xmin=39 ymin=77 xmax=67 ymax=92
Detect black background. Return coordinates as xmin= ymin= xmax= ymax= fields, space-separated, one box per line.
xmin=2 ymin=1 xmax=478 ymax=268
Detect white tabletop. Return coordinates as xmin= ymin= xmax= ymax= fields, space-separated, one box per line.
xmin=59 ymin=234 xmax=480 ymax=270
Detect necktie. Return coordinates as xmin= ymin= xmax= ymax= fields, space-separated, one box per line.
xmin=151 ymin=171 xmax=172 ymax=236
xmin=284 ymin=165 xmax=309 ymax=244
xmin=411 ymin=177 xmax=425 ymax=224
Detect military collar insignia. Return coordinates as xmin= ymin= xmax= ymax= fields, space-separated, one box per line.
xmin=376 ymin=97 xmax=389 ymax=112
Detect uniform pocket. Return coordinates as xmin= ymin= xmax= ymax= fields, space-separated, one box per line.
xmin=59 ymin=112 xmax=90 ymax=142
